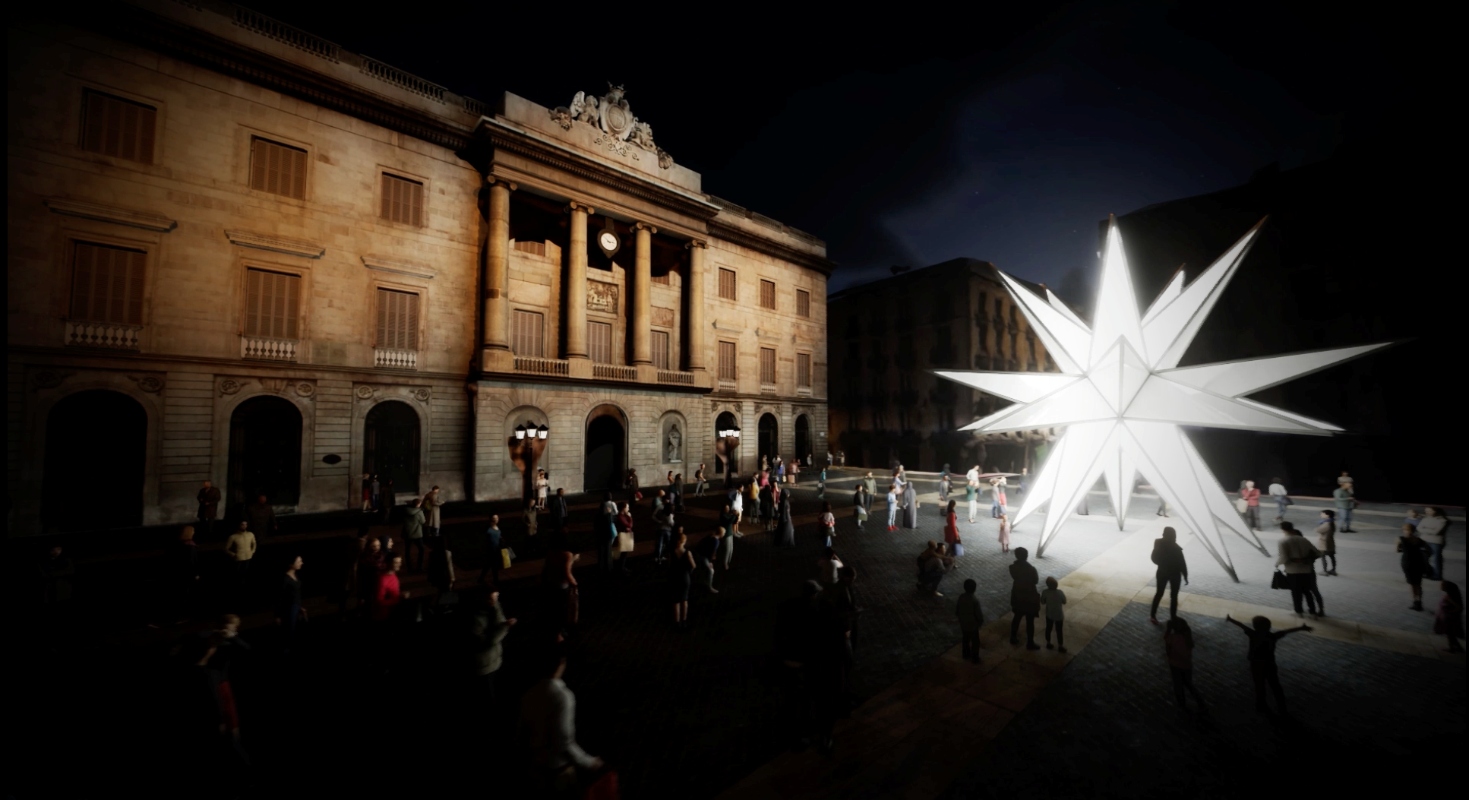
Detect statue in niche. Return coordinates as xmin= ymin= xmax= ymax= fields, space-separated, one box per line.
xmin=666 ymin=425 xmax=682 ymax=463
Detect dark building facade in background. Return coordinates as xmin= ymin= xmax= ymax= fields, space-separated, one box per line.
xmin=828 ymin=259 xmax=1056 ymax=473
xmin=1106 ymin=139 xmax=1445 ymax=503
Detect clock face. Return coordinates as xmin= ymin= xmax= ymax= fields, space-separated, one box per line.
xmin=599 ymin=231 xmax=619 ymax=252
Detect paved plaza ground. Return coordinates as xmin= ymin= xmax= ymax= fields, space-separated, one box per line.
xmin=4 ymin=469 xmax=1463 ymax=799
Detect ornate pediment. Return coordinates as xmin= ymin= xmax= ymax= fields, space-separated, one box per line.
xmin=550 ymin=84 xmax=673 ymax=169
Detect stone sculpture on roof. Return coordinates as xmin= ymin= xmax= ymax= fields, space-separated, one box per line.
xmin=551 ymin=84 xmax=673 ymax=169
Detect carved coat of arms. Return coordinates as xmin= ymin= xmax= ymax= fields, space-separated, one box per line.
xmin=552 ymin=84 xmax=674 ymax=169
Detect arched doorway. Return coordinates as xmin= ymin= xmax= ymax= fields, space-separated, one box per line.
xmin=228 ymin=395 xmax=302 ymax=513
xmin=365 ymin=401 xmax=420 ymax=495
xmin=714 ymin=411 xmax=739 ymax=474
xmin=795 ymin=415 xmax=812 ymax=466
xmin=42 ymin=390 xmax=146 ymax=531
xmin=758 ymin=413 xmax=779 ymax=468
xmin=584 ymin=405 xmax=626 ymax=492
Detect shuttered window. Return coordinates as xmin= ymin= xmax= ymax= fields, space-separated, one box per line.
xmin=250 ymin=137 xmax=308 ymax=199
xmin=514 ymin=240 xmax=546 ymax=256
xmin=759 ymin=280 xmax=776 ymax=310
xmin=651 ymin=330 xmax=670 ymax=369
xmin=80 ymin=90 xmax=156 ymax=164
xmin=760 ymin=347 xmax=776 ymax=385
xmin=244 ymin=268 xmax=301 ymax=339
xmin=380 ymin=173 xmax=424 ymax=226
xmin=718 ymin=341 xmax=737 ymax=381
xmin=512 ymin=309 xmax=544 ymax=357
xmin=718 ymin=268 xmax=737 ymax=301
xmin=70 ymin=242 xmax=146 ymax=325
xmin=588 ymin=321 xmax=613 ymax=364
xmin=797 ymin=352 xmax=812 ymax=388
xmin=652 ymin=271 xmax=671 ymax=286
xmin=376 ymin=288 xmax=420 ymax=350
xmin=796 ymin=289 xmax=811 ymax=318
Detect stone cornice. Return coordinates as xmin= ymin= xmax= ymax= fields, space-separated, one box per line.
xmin=362 ymin=256 xmax=435 ymax=279
xmin=479 ymin=124 xmax=720 ymax=223
xmin=46 ymin=198 xmax=178 ymax=232
xmin=82 ymin=3 xmax=476 ymax=153
xmin=225 ymin=229 xmax=325 ymax=259
xmin=706 ymin=220 xmax=837 ymax=277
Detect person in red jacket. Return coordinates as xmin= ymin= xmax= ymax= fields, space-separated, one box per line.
xmin=373 ymin=556 xmax=407 ymax=622
xmin=943 ymin=500 xmax=961 ymax=556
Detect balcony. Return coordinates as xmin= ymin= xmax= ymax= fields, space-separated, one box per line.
xmin=797 ymin=384 xmax=813 ymax=397
xmin=718 ymin=378 xmax=738 ymax=392
xmin=374 ymin=348 xmax=418 ymax=370
xmin=514 ymin=356 xmax=569 ymax=377
xmin=657 ymin=370 xmax=696 ymax=386
xmin=760 ymin=382 xmax=777 ymax=395
xmin=242 ymin=336 xmax=297 ymax=362
xmin=65 ymin=321 xmax=141 ymax=350
xmin=592 ymin=364 xmax=637 ymax=381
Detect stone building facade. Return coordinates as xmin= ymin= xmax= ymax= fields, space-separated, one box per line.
xmin=6 ymin=0 xmax=829 ymax=535
xmin=827 ymin=259 xmax=1053 ymax=473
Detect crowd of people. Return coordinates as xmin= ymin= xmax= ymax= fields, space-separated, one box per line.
xmin=18 ymin=462 xmax=1464 ymax=797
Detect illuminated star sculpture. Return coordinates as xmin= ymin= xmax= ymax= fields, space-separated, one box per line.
xmin=937 ymin=218 xmax=1389 ymax=581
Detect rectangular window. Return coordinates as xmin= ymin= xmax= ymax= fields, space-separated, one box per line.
xmin=718 ymin=340 xmax=737 ymax=381
xmin=80 ymin=90 xmax=156 ymax=164
xmin=718 ymin=268 xmax=737 ymax=301
xmin=376 ymin=288 xmax=420 ymax=350
xmin=760 ymin=347 xmax=776 ymax=385
xmin=511 ymin=309 xmax=544 ymax=357
xmin=797 ymin=352 xmax=812 ymax=388
xmin=588 ymin=321 xmax=613 ymax=364
xmin=70 ymin=242 xmax=146 ymax=325
xmin=651 ymin=330 xmax=671 ymax=370
xmin=797 ymin=289 xmax=811 ymax=318
xmin=514 ymin=240 xmax=546 ymax=256
xmin=652 ymin=271 xmax=671 ymax=286
xmin=244 ymin=268 xmax=301 ymax=339
xmin=759 ymin=279 xmax=776 ymax=310
xmin=380 ymin=173 xmax=424 ymax=226
xmin=249 ymin=137 xmax=308 ymax=199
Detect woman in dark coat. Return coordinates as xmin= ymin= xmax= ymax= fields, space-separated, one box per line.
xmin=759 ymin=482 xmax=776 ymax=531
xmin=1008 ymin=547 xmax=1041 ymax=649
xmin=902 ymin=481 xmax=919 ymax=529
xmin=777 ymin=491 xmax=796 ymax=548
xmin=1398 ymin=524 xmax=1432 ymax=611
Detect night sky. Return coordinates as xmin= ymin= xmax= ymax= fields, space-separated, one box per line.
xmin=237 ymin=1 xmax=1412 ymax=301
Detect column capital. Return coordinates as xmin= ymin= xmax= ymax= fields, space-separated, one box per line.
xmin=486 ymin=176 xmax=518 ymax=192
xmin=686 ymin=239 xmax=707 ymax=250
xmin=566 ymin=201 xmax=595 ymax=215
xmin=634 ymin=221 xmax=658 ymax=234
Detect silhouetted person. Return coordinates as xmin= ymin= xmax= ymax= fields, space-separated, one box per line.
xmin=244 ymin=494 xmax=276 ymax=539
xmin=1149 ymin=526 xmax=1189 ymax=624
xmin=478 ymin=513 xmax=503 ymax=586
xmin=1009 ymin=547 xmax=1040 ymax=650
xmin=276 ymin=555 xmax=305 ymax=652
xmin=1226 ymin=614 xmax=1311 ymax=715
xmin=427 ymin=538 xmax=456 ymax=607
xmin=1398 ymin=523 xmax=1432 ymax=611
xmin=402 ymin=498 xmax=426 ymax=572
xmin=519 ymin=645 xmax=603 ymax=793
xmin=1164 ymin=617 xmax=1206 ymax=712
xmin=469 ymin=591 xmax=515 ymax=706
xmin=196 ymin=480 xmax=221 ymax=539
xmin=1040 ymin=576 xmax=1067 ymax=652
xmin=1437 ymin=581 xmax=1465 ymax=654
xmin=956 ymin=578 xmax=985 ymax=664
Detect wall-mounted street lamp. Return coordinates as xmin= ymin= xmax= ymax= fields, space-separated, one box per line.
xmin=510 ymin=420 xmax=550 ymax=508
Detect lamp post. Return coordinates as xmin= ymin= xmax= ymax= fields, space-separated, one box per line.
xmin=510 ymin=421 xmax=549 ymax=509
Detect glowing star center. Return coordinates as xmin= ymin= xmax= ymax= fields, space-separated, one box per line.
xmin=934 ymin=216 xmax=1390 ymax=582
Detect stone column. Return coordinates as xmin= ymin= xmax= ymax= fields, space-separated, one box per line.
xmin=685 ymin=240 xmax=707 ymax=372
xmin=482 ymin=178 xmax=516 ymax=368
xmin=631 ymin=222 xmax=656 ymax=365
xmin=565 ymin=202 xmax=594 ymax=360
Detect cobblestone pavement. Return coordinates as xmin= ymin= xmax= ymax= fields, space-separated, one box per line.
xmin=937 ymin=601 xmax=1467 ymax=798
